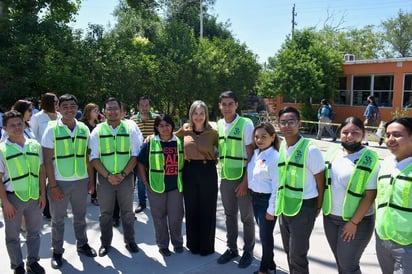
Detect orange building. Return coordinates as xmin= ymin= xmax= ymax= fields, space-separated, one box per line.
xmin=269 ymin=57 xmax=412 ymax=122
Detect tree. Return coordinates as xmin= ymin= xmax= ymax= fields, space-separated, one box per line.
xmin=264 ymin=29 xmax=342 ymax=119
xmin=382 ymin=10 xmax=412 ymax=57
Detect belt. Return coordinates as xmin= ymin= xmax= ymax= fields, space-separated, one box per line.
xmin=249 ymin=189 xmax=271 ymax=198
xmin=185 ymin=159 xmax=215 ymax=164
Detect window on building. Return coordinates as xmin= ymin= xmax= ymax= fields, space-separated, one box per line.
xmin=403 ymin=74 xmax=412 ymax=108
xmin=334 ymin=76 xmax=349 ymax=105
xmin=373 ymin=75 xmax=393 ymax=107
xmin=352 ymin=76 xmax=371 ymax=106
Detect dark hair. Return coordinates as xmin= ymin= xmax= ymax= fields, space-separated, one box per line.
xmin=278 ymin=106 xmax=300 ymax=120
xmin=253 ymin=122 xmax=282 ymax=151
xmin=80 ymin=103 xmax=99 ymax=124
xmin=12 ymin=100 xmax=32 ymax=117
xmin=138 ymin=95 xmax=150 ymax=104
xmin=338 ymin=116 xmax=365 ymax=133
xmin=59 ymin=94 xmax=78 ymax=106
xmin=367 ymin=95 xmax=378 ymax=107
xmin=40 ymin=92 xmax=58 ymax=113
xmin=3 ymin=110 xmax=23 ymax=126
xmin=385 ymin=117 xmax=412 ymax=135
xmin=104 ymin=97 xmax=122 ymax=109
xmin=321 ymin=99 xmax=328 ymax=105
xmin=219 ymin=91 xmax=238 ymax=103
xmin=154 ymin=114 xmax=175 ymax=136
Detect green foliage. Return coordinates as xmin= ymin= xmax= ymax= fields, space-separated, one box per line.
xmin=382 ymin=10 xmax=412 ymax=57
xmin=391 ymin=105 xmax=410 ymax=119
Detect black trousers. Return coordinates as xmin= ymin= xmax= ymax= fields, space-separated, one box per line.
xmin=183 ymin=160 xmax=218 ymax=255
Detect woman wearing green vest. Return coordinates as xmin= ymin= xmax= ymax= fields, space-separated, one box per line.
xmin=375 ymin=117 xmax=412 ymax=274
xmin=137 ymin=114 xmax=184 ymax=257
xmin=322 ymin=116 xmax=379 ymax=274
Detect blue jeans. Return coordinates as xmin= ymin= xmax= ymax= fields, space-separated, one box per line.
xmin=251 ymin=191 xmax=277 ymax=272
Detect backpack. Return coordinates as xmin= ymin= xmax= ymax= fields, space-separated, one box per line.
xmin=328 ymin=106 xmax=337 ymax=120
xmin=372 ymin=106 xmax=381 ymax=122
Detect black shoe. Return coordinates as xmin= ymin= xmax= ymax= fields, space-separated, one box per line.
xmin=113 ymin=218 xmax=120 ymax=227
xmin=332 ymin=137 xmax=336 ymax=142
xmin=363 ymin=142 xmax=369 ymax=146
xmin=77 ymin=243 xmax=97 ymax=257
xmin=217 ymin=249 xmax=238 ymax=264
xmin=379 ymin=137 xmax=384 ymax=146
xmin=159 ymin=248 xmax=172 ymax=256
xmin=98 ymin=245 xmax=110 ymax=257
xmin=51 ymin=253 xmax=63 ymax=269
xmin=26 ymin=261 xmax=45 ymax=274
xmin=134 ymin=204 xmax=146 ymax=213
xmin=126 ymin=242 xmax=139 ymax=253
xmin=238 ymin=251 xmax=253 ymax=268
xmin=14 ymin=266 xmax=25 ymax=274
xmin=174 ymin=246 xmax=184 ymax=253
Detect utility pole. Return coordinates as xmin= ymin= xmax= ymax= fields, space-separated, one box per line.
xmin=200 ymin=0 xmax=203 ymax=38
xmin=292 ymin=3 xmax=297 ymax=38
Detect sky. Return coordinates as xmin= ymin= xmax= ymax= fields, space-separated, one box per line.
xmin=72 ymin=0 xmax=412 ymax=63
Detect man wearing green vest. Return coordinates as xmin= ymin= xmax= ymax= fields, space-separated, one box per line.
xmin=0 ymin=110 xmax=46 ymax=274
xmin=89 ymin=97 xmax=143 ymax=257
xmin=131 ymin=96 xmax=157 ymax=214
xmin=42 ymin=94 xmax=97 ymax=269
xmin=274 ymin=106 xmax=325 ymax=274
xmin=216 ymin=91 xmax=255 ymax=269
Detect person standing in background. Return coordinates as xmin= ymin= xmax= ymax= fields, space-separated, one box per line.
xmin=131 ymin=96 xmax=157 ymax=214
xmin=322 ymin=117 xmax=379 ymax=273
xmin=89 ymin=97 xmax=142 ymax=257
xmin=363 ymin=95 xmax=383 ymax=146
xmin=216 ymin=91 xmax=255 ymax=269
xmin=175 ymin=100 xmax=218 ymax=256
xmin=275 ymin=106 xmax=325 ymax=274
xmin=249 ymin=122 xmax=281 ymax=274
xmin=42 ymin=94 xmax=97 ymax=269
xmin=30 ymin=92 xmax=61 ymax=220
xmin=375 ymin=117 xmax=412 ymax=274
xmin=316 ymin=99 xmax=336 ymax=141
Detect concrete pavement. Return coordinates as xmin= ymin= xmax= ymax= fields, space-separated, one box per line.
xmin=0 ymin=136 xmax=386 ymax=273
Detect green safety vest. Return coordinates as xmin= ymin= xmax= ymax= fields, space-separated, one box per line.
xmin=50 ymin=121 xmax=89 ymax=178
xmin=376 ymin=160 xmax=412 ymax=245
xmin=275 ymin=138 xmax=310 ymax=216
xmin=217 ymin=117 xmax=248 ymax=180
xmin=97 ymin=121 xmax=131 ymax=173
xmin=322 ymin=146 xmax=379 ymax=220
xmin=0 ymin=140 xmax=41 ymax=202
xmin=148 ymin=138 xmax=184 ymax=193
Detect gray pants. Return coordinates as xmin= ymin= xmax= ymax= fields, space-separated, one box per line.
xmin=317 ymin=117 xmax=336 ymax=139
xmin=48 ymin=178 xmax=89 ymax=254
xmin=220 ymin=178 xmax=255 ymax=253
xmin=98 ymin=173 xmax=135 ymax=246
xmin=4 ymin=193 xmax=42 ymax=269
xmin=279 ymin=198 xmax=317 ymax=274
xmin=376 ymin=232 xmax=412 ymax=274
xmin=147 ymin=187 xmax=184 ymax=249
xmin=323 ymin=214 xmax=374 ymax=274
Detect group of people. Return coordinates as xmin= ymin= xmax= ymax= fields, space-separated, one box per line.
xmin=0 ymin=90 xmax=411 ymax=274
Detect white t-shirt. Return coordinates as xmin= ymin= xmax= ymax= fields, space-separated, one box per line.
xmin=0 ymin=138 xmax=43 ymax=192
xmin=280 ymin=137 xmax=324 ymax=199
xmin=247 ymin=147 xmax=279 ymax=214
xmin=30 ymin=110 xmax=62 ymax=142
xmin=219 ymin=114 xmax=254 ymax=159
xmin=329 ymin=147 xmax=379 ymax=216
xmin=41 ymin=118 xmax=89 ymax=181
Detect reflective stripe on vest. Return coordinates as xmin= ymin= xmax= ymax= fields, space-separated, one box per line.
xmin=217 ymin=117 xmax=248 ymax=180
xmin=275 ymin=138 xmax=310 ymax=216
xmin=148 ymin=138 xmax=184 ymax=193
xmin=0 ymin=140 xmax=40 ymax=201
xmin=97 ymin=121 xmax=131 ymax=173
xmin=51 ymin=121 xmax=89 ymax=178
xmin=322 ymin=147 xmax=379 ymax=220
xmin=376 ymin=161 xmax=412 ymax=245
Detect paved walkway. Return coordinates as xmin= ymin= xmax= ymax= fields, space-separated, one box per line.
xmin=0 ymin=136 xmax=387 ymax=273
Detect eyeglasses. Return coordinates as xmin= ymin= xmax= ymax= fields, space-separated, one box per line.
xmin=279 ymin=119 xmax=299 ymax=127
xmin=105 ymin=107 xmax=120 ymax=112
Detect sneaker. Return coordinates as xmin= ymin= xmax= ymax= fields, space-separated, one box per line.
xmin=159 ymin=248 xmax=172 ymax=256
xmin=26 ymin=261 xmax=45 ymax=274
xmin=14 ymin=266 xmax=25 ymax=274
xmin=77 ymin=243 xmax=97 ymax=257
xmin=379 ymin=137 xmax=384 ymax=146
xmin=238 ymin=251 xmax=253 ymax=268
xmin=217 ymin=249 xmax=238 ymax=264
xmin=125 ymin=242 xmax=139 ymax=253
xmin=134 ymin=204 xmax=146 ymax=213
xmin=51 ymin=253 xmax=63 ymax=269
xmin=174 ymin=246 xmax=184 ymax=253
